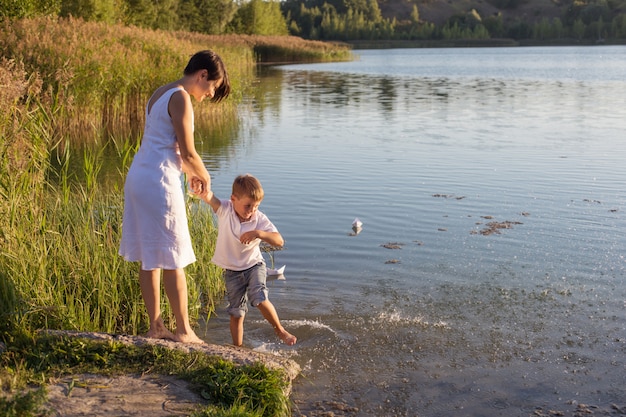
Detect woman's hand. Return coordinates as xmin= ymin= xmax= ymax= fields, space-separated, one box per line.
xmin=190 ymin=176 xmax=206 ymax=195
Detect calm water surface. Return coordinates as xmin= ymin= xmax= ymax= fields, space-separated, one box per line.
xmin=199 ymin=46 xmax=626 ymax=416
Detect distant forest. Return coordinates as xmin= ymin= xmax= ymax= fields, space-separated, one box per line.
xmin=2 ymin=0 xmax=625 ymax=43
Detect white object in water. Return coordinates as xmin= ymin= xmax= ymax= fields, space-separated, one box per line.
xmin=351 ymin=217 xmax=363 ymax=235
xmin=267 ymin=265 xmax=286 ymax=280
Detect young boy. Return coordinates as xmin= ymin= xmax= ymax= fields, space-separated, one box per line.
xmin=199 ymin=174 xmax=297 ymax=347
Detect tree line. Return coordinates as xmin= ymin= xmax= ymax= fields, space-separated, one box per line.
xmin=2 ymin=0 xmax=625 ymax=42
xmin=282 ymin=0 xmax=626 ymax=42
xmin=0 ymin=0 xmax=288 ymax=35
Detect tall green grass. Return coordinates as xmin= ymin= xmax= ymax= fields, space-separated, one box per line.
xmin=0 ymin=18 xmax=243 ymax=336
xmin=0 ymin=16 xmax=256 ymax=145
xmin=0 ymin=131 xmax=223 ymax=335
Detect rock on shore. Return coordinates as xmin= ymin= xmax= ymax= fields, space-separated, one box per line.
xmin=41 ymin=330 xmax=301 ymax=417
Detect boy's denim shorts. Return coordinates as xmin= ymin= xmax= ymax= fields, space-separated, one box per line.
xmin=224 ymin=262 xmax=268 ymax=317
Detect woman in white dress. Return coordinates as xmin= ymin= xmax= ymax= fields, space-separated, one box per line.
xmin=119 ymin=50 xmax=230 ymax=343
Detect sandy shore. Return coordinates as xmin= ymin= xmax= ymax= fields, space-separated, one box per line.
xmin=40 ymin=331 xmax=301 ymax=416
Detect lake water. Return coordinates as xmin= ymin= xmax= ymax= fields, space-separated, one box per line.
xmin=199 ymin=46 xmax=626 ymax=416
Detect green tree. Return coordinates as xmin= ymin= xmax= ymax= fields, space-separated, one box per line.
xmin=152 ymin=0 xmax=179 ymax=30
xmin=120 ymin=0 xmax=179 ymax=30
xmin=483 ymin=13 xmax=504 ymax=37
xmin=59 ymin=0 xmax=124 ymax=23
xmin=579 ymin=1 xmax=610 ymax=25
xmin=344 ymin=0 xmax=366 ymax=15
xmin=365 ymin=0 xmax=381 ymax=22
xmin=610 ymin=13 xmax=626 ymax=38
xmin=292 ymin=3 xmax=323 ymax=38
xmin=206 ymin=0 xmax=238 ymax=34
xmin=587 ymin=16 xmax=605 ymax=40
xmin=230 ymin=0 xmax=288 ymax=35
xmin=532 ymin=16 xmax=550 ymax=39
xmin=442 ymin=22 xmax=461 ymax=39
xmin=473 ymin=23 xmax=490 ymax=39
xmin=378 ymin=15 xmax=395 ymax=39
xmin=178 ymin=0 xmax=237 ymax=34
xmin=552 ymin=17 xmax=564 ymax=39
xmin=176 ymin=0 xmax=197 ymax=31
xmin=414 ymin=21 xmax=435 ymax=39
xmin=410 ymin=4 xmax=419 ymax=23
xmin=572 ymin=18 xmax=586 ymax=40
xmin=320 ymin=7 xmax=335 ymax=38
xmin=0 ymin=0 xmax=60 ymax=17
xmin=123 ymin=0 xmax=158 ymax=28
xmin=507 ymin=19 xmax=531 ymax=39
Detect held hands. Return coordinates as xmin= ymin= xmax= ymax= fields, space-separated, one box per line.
xmin=190 ymin=176 xmax=208 ymax=198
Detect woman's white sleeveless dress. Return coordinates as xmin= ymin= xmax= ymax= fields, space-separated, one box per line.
xmin=118 ymin=87 xmax=196 ymax=270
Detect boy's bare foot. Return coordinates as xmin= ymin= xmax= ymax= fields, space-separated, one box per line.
xmin=278 ymin=330 xmax=297 ymax=346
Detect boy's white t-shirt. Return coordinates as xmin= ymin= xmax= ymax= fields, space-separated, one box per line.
xmin=211 ymin=199 xmax=278 ymax=271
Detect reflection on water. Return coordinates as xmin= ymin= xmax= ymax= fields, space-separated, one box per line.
xmin=199 ymin=47 xmax=626 ymax=416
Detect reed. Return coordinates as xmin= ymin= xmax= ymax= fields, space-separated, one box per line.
xmin=0 ymin=16 xmax=255 ymax=145
xmin=172 ymin=31 xmax=353 ymax=63
xmin=0 ymin=17 xmax=351 ymax=146
xmin=1 ymin=147 xmax=225 ymax=335
xmin=0 ymin=135 xmax=222 ymax=335
xmin=0 ymin=55 xmax=222 ymax=334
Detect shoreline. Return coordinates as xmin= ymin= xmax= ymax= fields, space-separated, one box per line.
xmin=45 ymin=330 xmax=301 ymax=384
xmin=345 ymin=37 xmax=626 ymax=49
xmin=39 ymin=330 xmax=301 ymax=416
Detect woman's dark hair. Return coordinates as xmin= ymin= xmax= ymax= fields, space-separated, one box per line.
xmin=184 ymin=50 xmax=231 ymax=103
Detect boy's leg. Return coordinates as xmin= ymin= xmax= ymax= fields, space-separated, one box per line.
xmin=139 ymin=268 xmax=176 ymax=341
xmin=230 ymin=315 xmax=245 ymax=347
xmin=257 ymin=301 xmax=297 ymax=346
xmin=224 ymin=269 xmax=249 ymax=346
xmin=162 ymin=268 xmax=204 ymax=344
xmin=247 ymin=263 xmax=297 ymax=346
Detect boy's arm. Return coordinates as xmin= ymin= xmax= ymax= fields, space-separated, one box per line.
xmin=202 ymin=190 xmax=221 ymax=213
xmin=207 ymin=191 xmax=222 ymax=213
xmin=239 ymin=230 xmax=284 ymax=247
xmin=258 ymin=231 xmax=284 ymax=247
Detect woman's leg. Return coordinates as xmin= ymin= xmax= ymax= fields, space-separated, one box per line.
xmin=162 ymin=268 xmax=204 ymax=344
xmin=139 ymin=268 xmax=176 ymax=340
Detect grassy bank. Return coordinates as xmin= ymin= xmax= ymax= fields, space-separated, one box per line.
xmin=0 ymin=333 xmax=291 ymax=417
xmin=1 ymin=17 xmax=352 ymax=416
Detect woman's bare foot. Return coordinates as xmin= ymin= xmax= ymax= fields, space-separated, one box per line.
xmin=174 ymin=330 xmax=206 ymax=345
xmin=145 ymin=325 xmax=176 ymax=341
xmin=278 ymin=330 xmax=297 ymax=346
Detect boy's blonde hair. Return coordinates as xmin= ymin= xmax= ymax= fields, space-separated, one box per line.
xmin=232 ymin=174 xmax=264 ymax=201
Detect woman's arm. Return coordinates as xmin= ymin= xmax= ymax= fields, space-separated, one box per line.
xmin=169 ymin=89 xmax=210 ymax=197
